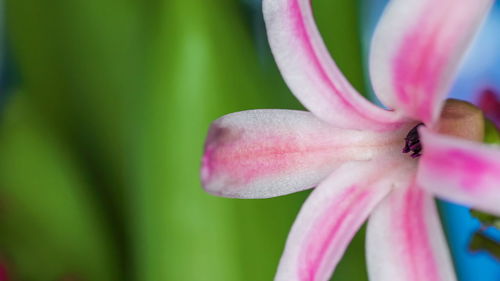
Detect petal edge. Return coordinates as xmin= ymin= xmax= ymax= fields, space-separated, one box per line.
xmin=370 ymin=0 xmax=493 ymax=123
xmin=263 ymin=0 xmax=404 ymax=130
xmin=276 ymin=158 xmax=408 ymax=281
xmin=418 ymin=128 xmax=500 ymax=216
xmin=367 ymin=184 xmax=456 ymax=281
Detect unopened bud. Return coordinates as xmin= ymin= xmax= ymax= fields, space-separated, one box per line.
xmin=434 ymin=99 xmax=484 ymax=142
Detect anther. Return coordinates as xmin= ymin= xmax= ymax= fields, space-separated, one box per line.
xmin=402 ymin=123 xmax=424 ymax=158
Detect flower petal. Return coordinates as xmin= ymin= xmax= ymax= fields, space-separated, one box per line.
xmin=370 ymin=0 xmax=493 ymax=124
xmin=202 ymin=110 xmax=401 ymax=199
xmin=367 ymin=184 xmax=456 ymax=281
xmin=417 ymin=128 xmax=500 ymax=216
xmin=275 ymin=159 xmax=408 ymax=281
xmin=263 ymin=0 xmax=404 ymax=131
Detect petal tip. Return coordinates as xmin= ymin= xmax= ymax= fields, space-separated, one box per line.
xmin=200 ymin=149 xmax=213 ymax=188
xmin=200 ymin=122 xmax=230 ymax=194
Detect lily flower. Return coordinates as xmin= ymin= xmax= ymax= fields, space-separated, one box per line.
xmin=201 ymin=0 xmax=499 ymax=280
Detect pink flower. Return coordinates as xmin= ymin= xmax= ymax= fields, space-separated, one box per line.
xmin=201 ymin=0 xmax=500 ymax=280
xmin=477 ymin=88 xmax=500 ymax=128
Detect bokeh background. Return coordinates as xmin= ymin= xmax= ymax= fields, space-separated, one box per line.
xmin=0 ymin=0 xmax=498 ymax=280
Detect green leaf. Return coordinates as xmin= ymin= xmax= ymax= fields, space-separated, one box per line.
xmin=469 ymin=118 xmax=500 ymax=227
xmin=0 ymin=93 xmax=121 ymax=281
xmin=483 ymin=119 xmax=500 ymax=145
xmin=467 ymin=118 xmax=500 ymax=259
xmin=469 ymin=231 xmax=500 ymax=261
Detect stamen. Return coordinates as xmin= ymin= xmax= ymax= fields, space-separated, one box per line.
xmin=402 ymin=123 xmax=424 ymax=158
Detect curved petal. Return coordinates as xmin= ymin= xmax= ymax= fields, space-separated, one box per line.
xmin=367 ymin=183 xmax=456 ymax=281
xmin=263 ymin=0 xmax=404 ymax=131
xmin=275 ymin=158 xmax=409 ymax=281
xmin=370 ymin=0 xmax=493 ymax=124
xmin=202 ymin=110 xmax=402 ymax=199
xmin=417 ymin=128 xmax=500 ymax=216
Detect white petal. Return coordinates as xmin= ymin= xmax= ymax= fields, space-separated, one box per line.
xmin=276 ymin=158 xmax=409 ymax=281
xmin=202 ymin=110 xmax=404 ymax=198
xmin=418 ymin=128 xmax=500 ymax=216
xmin=263 ymin=0 xmax=404 ymax=130
xmin=367 ymin=184 xmax=456 ymax=281
xmin=370 ymin=0 xmax=493 ymax=123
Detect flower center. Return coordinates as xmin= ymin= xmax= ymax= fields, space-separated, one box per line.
xmin=401 ymin=99 xmax=485 ymax=159
xmin=402 ymin=123 xmax=424 ymax=158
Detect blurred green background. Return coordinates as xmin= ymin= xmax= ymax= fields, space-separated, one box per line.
xmin=1 ymin=0 xmax=370 ymax=280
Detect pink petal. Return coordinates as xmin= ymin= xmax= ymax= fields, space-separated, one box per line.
xmin=477 ymin=89 xmax=500 ymax=128
xmin=263 ymin=0 xmax=404 ymax=131
xmin=370 ymin=0 xmax=493 ymax=124
xmin=275 ymin=159 xmax=409 ymax=281
xmin=202 ymin=110 xmax=402 ymax=199
xmin=367 ymin=184 xmax=456 ymax=281
xmin=417 ymin=128 xmax=500 ymax=216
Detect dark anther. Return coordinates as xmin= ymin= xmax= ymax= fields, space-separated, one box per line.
xmin=402 ymin=123 xmax=424 ymax=158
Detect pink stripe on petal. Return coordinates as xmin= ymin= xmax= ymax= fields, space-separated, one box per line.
xmin=202 ymin=110 xmax=403 ymax=199
xmin=367 ymin=183 xmax=456 ymax=281
xmin=263 ymin=0 xmax=404 ymax=131
xmin=399 ymin=188 xmax=439 ymax=281
xmin=275 ymin=159 xmax=408 ymax=281
xmin=418 ymin=129 xmax=500 ymax=216
xmin=370 ymin=0 xmax=493 ymax=124
xmin=300 ymin=186 xmax=372 ymax=281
